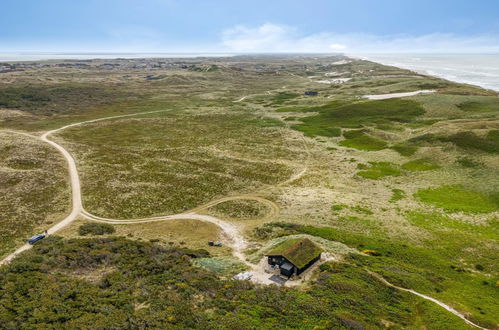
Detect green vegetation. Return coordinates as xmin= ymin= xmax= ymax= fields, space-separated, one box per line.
xmin=331 ymin=204 xmax=373 ymax=215
xmin=208 ymin=200 xmax=271 ymax=219
xmin=457 ymin=99 xmax=499 ymax=112
xmin=357 ymin=162 xmax=401 ymax=179
xmin=58 ymin=112 xmax=298 ymax=218
xmin=0 ymin=236 xmax=474 ymax=329
xmin=441 ymin=130 xmax=499 ymax=154
xmin=1 ymin=55 xmax=497 ymax=329
xmin=257 ymin=221 xmax=498 ymax=328
xmin=402 ymin=159 xmax=440 ymax=171
xmin=269 ymin=92 xmax=300 ymax=105
xmin=390 ymin=188 xmax=406 ymax=202
xmin=391 ymin=143 xmax=418 ymax=156
xmin=340 ymin=130 xmax=387 ymax=151
xmin=0 ymin=84 xmax=130 ymax=116
xmin=192 ymin=257 xmax=247 ymax=275
xmin=456 ymin=157 xmax=481 ymax=168
xmin=78 ymin=223 xmax=116 ymax=236
xmin=280 ymin=99 xmax=425 ymax=137
xmin=415 ymin=185 xmax=499 ymax=213
xmin=0 ymin=133 xmax=69 ymax=258
xmin=267 ymin=238 xmax=322 ymax=269
xmin=291 ymin=123 xmax=341 ymax=137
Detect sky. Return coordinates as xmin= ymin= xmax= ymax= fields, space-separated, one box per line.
xmin=1 ymin=0 xmax=499 ymax=54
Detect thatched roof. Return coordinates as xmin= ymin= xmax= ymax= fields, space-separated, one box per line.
xmin=266 ymin=238 xmax=323 ymax=269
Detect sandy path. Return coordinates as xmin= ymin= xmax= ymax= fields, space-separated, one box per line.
xmin=367 ymin=270 xmax=488 ymax=330
xmin=0 ymin=111 xmax=487 ymax=329
xmin=233 ymin=95 xmax=247 ymax=102
xmin=363 ymin=90 xmax=435 ymax=100
xmin=0 ymin=109 xmax=266 ymax=267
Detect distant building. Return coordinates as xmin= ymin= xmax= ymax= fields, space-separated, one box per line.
xmin=266 ymin=238 xmax=323 ymax=278
xmin=304 ymin=91 xmax=318 ymax=96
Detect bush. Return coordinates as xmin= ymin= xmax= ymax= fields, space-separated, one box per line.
xmin=391 ymin=143 xmax=418 ymax=156
xmin=340 ymin=131 xmax=387 ymax=151
xmin=78 ymin=223 xmax=116 ymax=236
xmin=441 ymin=131 xmax=499 ymax=154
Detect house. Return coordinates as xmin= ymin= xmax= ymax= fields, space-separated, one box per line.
xmin=304 ymin=91 xmax=318 ymax=96
xmin=265 ymin=238 xmax=323 ymax=278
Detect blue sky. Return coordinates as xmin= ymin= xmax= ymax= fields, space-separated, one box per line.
xmin=1 ymin=0 xmax=499 ymax=53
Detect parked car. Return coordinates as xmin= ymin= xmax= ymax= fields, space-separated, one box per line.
xmin=28 ymin=234 xmax=46 ymax=245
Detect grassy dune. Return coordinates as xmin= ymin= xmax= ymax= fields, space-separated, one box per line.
xmin=56 ymin=111 xmax=301 ymax=218
xmin=0 ymin=132 xmax=69 ymax=257
xmin=0 ymin=55 xmax=497 ymax=328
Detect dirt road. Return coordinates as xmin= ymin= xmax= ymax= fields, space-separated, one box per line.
xmin=367 ymin=270 xmax=487 ymax=330
xmin=0 ymin=111 xmax=487 ymax=329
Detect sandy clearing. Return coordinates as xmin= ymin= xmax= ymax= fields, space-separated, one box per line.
xmin=363 ymin=90 xmax=435 ymax=100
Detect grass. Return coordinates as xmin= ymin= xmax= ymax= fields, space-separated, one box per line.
xmin=208 ymin=200 xmax=271 ymax=220
xmin=402 ymin=159 xmax=441 ymax=171
xmin=259 ymin=221 xmax=498 ymax=328
xmin=391 ymin=143 xmax=418 ymax=156
xmin=192 ymin=257 xmax=247 ymax=276
xmin=1 ymin=55 xmax=497 ymax=328
xmin=280 ymin=99 xmax=425 ymax=137
xmin=340 ymin=130 xmax=388 ymax=151
xmin=291 ymin=123 xmax=341 ymax=137
xmin=331 ymin=204 xmax=373 ymax=215
xmin=457 ymin=99 xmax=499 ymax=113
xmin=267 ymin=237 xmax=323 ymax=269
xmin=60 ymin=218 xmax=231 ymax=257
xmin=78 ymin=223 xmax=115 ymax=236
xmin=390 ymin=188 xmax=406 ymax=202
xmin=415 ymin=185 xmax=499 ymax=213
xmin=0 ymin=83 xmax=131 ymax=116
xmin=269 ymin=92 xmax=300 ymax=105
xmin=357 ymin=162 xmax=401 ymax=179
xmin=0 ymin=236 xmax=473 ymax=329
xmin=456 ymin=157 xmax=482 ymax=168
xmin=0 ymin=132 xmax=70 ymax=258
xmin=57 ymin=112 xmax=299 ymax=218
xmin=442 ymin=130 xmax=499 ymax=154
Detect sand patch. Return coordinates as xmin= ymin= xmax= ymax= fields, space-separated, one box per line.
xmin=363 ymin=90 xmax=435 ymax=100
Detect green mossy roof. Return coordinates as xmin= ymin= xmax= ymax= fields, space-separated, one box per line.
xmin=266 ymin=238 xmax=323 ymax=269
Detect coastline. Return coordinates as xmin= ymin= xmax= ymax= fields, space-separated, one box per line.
xmin=354 ymin=53 xmax=499 ymax=92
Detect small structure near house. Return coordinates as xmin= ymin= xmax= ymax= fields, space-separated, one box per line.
xmin=265 ymin=238 xmax=323 ymax=278
xmin=233 ymin=271 xmax=253 ymax=281
xmin=304 ymin=91 xmax=318 ymax=96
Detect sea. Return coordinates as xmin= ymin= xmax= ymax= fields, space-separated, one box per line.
xmin=358 ymin=53 xmax=499 ymax=92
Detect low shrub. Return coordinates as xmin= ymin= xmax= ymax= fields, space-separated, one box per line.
xmin=78 ymin=223 xmax=116 ymax=236
xmin=402 ymin=159 xmax=440 ymax=171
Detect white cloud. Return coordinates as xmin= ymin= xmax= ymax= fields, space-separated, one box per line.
xmin=220 ymin=23 xmax=499 ymax=53
xmin=329 ymin=44 xmax=347 ymax=50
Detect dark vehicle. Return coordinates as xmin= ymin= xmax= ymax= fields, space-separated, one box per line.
xmin=304 ymin=91 xmax=318 ymax=96
xmin=28 ymin=234 xmax=46 ymax=245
